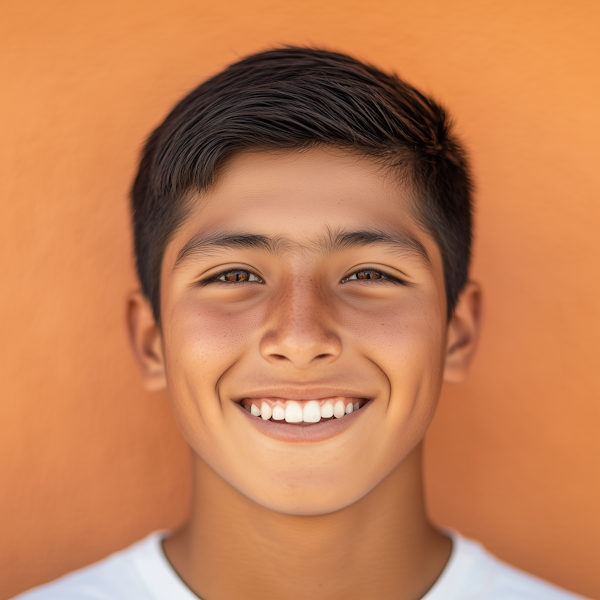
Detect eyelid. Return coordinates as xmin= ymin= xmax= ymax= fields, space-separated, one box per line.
xmin=340 ymin=266 xmax=407 ymax=285
xmin=198 ymin=266 xmax=265 ymax=286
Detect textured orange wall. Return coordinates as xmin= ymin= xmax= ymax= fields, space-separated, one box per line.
xmin=1 ymin=1 xmax=598 ymax=598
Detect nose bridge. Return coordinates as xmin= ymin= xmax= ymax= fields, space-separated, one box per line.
xmin=260 ymin=274 xmax=341 ymax=367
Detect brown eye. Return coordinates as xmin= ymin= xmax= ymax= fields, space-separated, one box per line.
xmin=356 ymin=269 xmax=382 ymax=280
xmin=214 ymin=269 xmax=263 ymax=284
xmin=341 ymin=268 xmax=404 ymax=285
xmin=222 ymin=270 xmax=249 ymax=282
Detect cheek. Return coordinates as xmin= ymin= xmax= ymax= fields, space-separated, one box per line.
xmin=166 ymin=296 xmax=263 ymax=381
xmin=342 ymin=294 xmax=446 ymax=377
xmin=161 ymin=296 xmax=265 ymax=428
xmin=341 ymin=294 xmax=447 ymax=435
xmin=160 ymin=296 xmax=268 ymax=460
xmin=338 ymin=299 xmax=446 ymax=475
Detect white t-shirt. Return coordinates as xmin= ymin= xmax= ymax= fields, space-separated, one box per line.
xmin=13 ymin=531 xmax=587 ymax=600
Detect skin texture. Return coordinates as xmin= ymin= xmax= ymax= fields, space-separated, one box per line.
xmin=127 ymin=147 xmax=481 ymax=600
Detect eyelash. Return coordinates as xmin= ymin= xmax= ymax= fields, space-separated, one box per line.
xmin=341 ymin=268 xmax=406 ymax=285
xmin=201 ymin=268 xmax=405 ymax=286
xmin=200 ymin=269 xmax=265 ymax=286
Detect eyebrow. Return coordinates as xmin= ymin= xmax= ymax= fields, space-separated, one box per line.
xmin=321 ymin=227 xmax=431 ymax=265
xmin=174 ymin=232 xmax=287 ymax=268
xmin=174 ymin=227 xmax=430 ymax=269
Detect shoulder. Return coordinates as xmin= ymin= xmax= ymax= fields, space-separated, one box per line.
xmin=11 ymin=534 xmax=163 ymax=600
xmin=425 ymin=532 xmax=590 ymax=600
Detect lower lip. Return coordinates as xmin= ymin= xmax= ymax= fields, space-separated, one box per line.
xmin=235 ymin=400 xmax=371 ymax=443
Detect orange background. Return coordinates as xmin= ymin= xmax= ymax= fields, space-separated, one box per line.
xmin=1 ymin=1 xmax=599 ymax=598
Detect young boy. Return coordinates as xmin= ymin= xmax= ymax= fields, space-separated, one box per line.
xmin=15 ymin=47 xmax=588 ymax=600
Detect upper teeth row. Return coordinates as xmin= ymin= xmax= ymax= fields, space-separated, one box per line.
xmin=244 ymin=399 xmax=360 ymax=423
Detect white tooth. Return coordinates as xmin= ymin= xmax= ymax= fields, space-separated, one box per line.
xmin=261 ymin=402 xmax=272 ymax=420
xmin=285 ymin=401 xmax=303 ymax=423
xmin=250 ymin=404 xmax=261 ymax=417
xmin=334 ymin=399 xmax=346 ymax=418
xmin=321 ymin=401 xmax=334 ymax=419
xmin=353 ymin=402 xmax=360 ymax=411
xmin=345 ymin=402 xmax=353 ymax=414
xmin=303 ymin=400 xmax=321 ymax=423
xmin=272 ymin=405 xmax=285 ymax=421
xmin=244 ymin=404 xmax=251 ymax=412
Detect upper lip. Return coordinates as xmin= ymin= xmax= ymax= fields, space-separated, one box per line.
xmin=232 ymin=387 xmax=373 ymax=402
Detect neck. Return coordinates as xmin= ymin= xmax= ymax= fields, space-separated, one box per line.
xmin=163 ymin=444 xmax=451 ymax=600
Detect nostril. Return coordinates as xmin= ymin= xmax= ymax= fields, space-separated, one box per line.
xmin=260 ymin=330 xmax=342 ymax=367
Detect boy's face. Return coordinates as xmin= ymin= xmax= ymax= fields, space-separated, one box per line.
xmin=129 ymin=147 xmax=480 ymax=515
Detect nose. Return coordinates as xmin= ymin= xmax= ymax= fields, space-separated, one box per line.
xmin=259 ymin=278 xmax=342 ymax=369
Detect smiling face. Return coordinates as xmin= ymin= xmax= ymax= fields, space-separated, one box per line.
xmin=129 ymin=146 xmax=477 ymax=516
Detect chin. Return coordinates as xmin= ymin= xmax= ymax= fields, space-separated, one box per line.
xmin=256 ymin=495 xmax=360 ymax=517
xmin=239 ymin=477 xmax=374 ymax=516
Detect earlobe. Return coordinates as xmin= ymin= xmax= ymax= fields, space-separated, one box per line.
xmin=443 ymin=281 xmax=482 ymax=384
xmin=125 ymin=291 xmax=167 ymax=392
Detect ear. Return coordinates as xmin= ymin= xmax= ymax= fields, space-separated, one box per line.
xmin=125 ymin=291 xmax=167 ymax=392
xmin=443 ymin=281 xmax=482 ymax=384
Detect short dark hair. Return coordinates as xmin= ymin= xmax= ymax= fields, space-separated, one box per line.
xmin=131 ymin=46 xmax=473 ymax=322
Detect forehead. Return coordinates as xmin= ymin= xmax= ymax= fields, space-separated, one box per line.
xmin=165 ymin=147 xmax=438 ymax=264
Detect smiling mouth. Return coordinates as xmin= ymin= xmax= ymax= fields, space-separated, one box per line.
xmin=241 ymin=397 xmax=368 ymax=425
